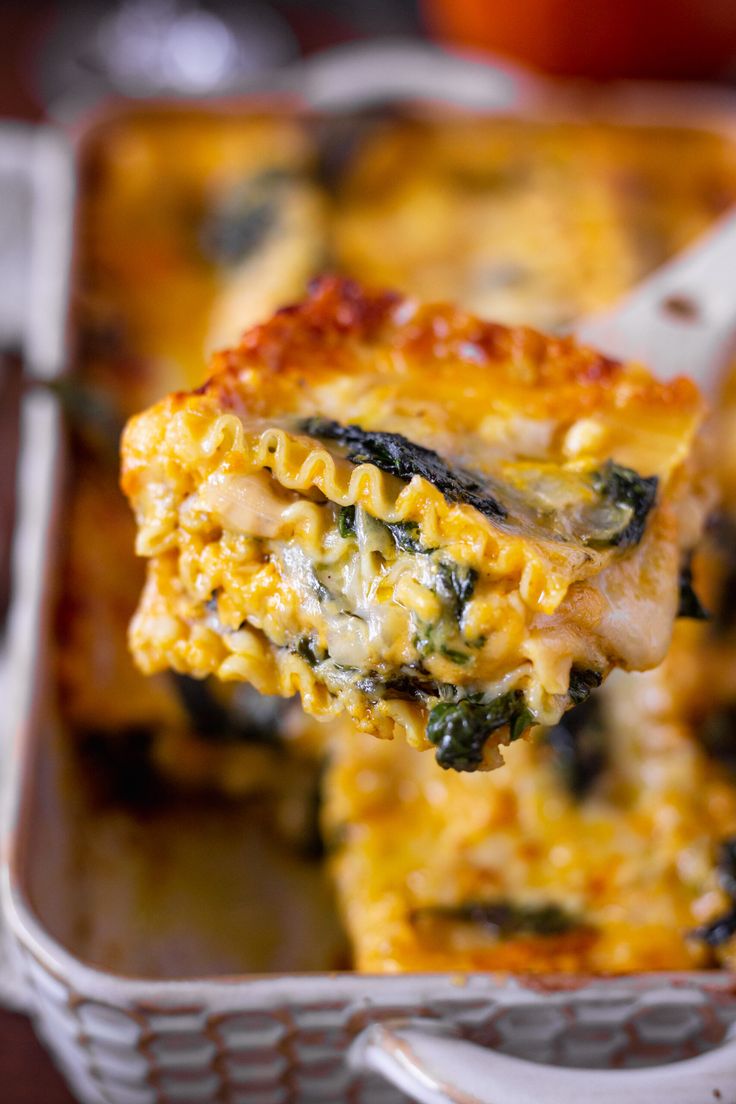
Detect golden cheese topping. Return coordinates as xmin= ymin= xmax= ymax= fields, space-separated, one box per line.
xmin=122 ymin=277 xmax=709 ymax=770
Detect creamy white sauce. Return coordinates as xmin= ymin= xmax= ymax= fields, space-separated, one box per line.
xmin=274 ymin=516 xmax=414 ymax=671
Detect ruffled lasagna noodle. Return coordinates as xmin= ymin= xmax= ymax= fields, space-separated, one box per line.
xmin=122 ymin=277 xmax=709 ymax=770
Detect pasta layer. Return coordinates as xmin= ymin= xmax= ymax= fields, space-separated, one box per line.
xmin=122 ymin=277 xmax=709 ymax=769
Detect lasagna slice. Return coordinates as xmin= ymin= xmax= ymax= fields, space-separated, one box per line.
xmin=121 ymin=277 xmax=708 ymax=771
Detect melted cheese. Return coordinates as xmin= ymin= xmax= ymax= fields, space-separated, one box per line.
xmin=122 ymin=278 xmax=709 ymax=767
xmin=322 ymin=691 xmax=736 ymax=972
xmin=64 ymin=107 xmax=736 ymax=973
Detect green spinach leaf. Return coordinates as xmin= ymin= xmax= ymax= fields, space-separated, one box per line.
xmin=427 ymin=690 xmax=532 ymax=771
xmin=300 ymin=417 xmax=507 ymax=522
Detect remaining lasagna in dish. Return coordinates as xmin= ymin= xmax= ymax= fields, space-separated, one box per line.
xmin=322 ymin=665 xmax=736 ymax=973
xmin=121 ymin=276 xmax=709 ymax=771
xmin=333 ymin=118 xmax=736 ymax=330
xmin=77 ymin=110 xmax=325 ymax=415
xmin=60 ymin=105 xmax=736 ymax=973
xmin=63 ymin=109 xmax=335 ymax=829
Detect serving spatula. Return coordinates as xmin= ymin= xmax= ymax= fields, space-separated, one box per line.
xmin=575 ymin=208 xmax=736 ymax=390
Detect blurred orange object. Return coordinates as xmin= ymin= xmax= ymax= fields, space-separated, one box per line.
xmin=424 ymin=0 xmax=736 ymax=80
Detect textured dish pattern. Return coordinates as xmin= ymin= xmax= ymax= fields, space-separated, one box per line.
xmin=13 ymin=926 xmax=736 ymax=1104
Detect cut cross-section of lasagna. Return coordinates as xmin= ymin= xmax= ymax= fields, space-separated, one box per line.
xmin=121 ymin=277 xmax=709 ymax=771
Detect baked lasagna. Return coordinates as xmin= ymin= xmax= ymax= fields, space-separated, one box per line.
xmin=322 ymin=659 xmax=736 ymax=973
xmin=121 ymin=276 xmax=708 ymax=771
xmin=333 ymin=117 xmax=736 ymax=329
xmin=59 ymin=106 xmax=736 ymax=973
xmin=64 ymin=111 xmax=334 ymax=820
xmin=322 ymin=378 xmax=736 ymax=971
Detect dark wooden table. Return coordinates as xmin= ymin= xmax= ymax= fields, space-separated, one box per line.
xmin=0 ymin=1012 xmax=76 ymax=1102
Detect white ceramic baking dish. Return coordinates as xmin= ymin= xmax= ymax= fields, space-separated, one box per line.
xmin=5 ymin=42 xmax=736 ymax=1104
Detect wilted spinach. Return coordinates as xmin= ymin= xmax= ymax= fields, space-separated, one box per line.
xmin=588 ymin=461 xmax=658 ymax=549
xmin=568 ymin=667 xmax=603 ymax=706
xmin=435 ymin=561 xmax=478 ymax=618
xmin=545 ymin=694 xmax=606 ymax=800
xmin=677 ymin=555 xmax=709 ymax=620
xmin=385 ymin=520 xmax=425 ymax=552
xmin=411 ymin=899 xmax=580 ymax=938
xmin=338 ymin=505 xmax=356 ymax=538
xmin=170 ymin=674 xmax=284 ymax=746
xmin=691 ymin=837 xmax=736 ymax=947
xmin=296 ymin=636 xmax=328 ymax=667
xmin=200 ymin=168 xmax=297 ymax=266
xmin=426 ymin=690 xmax=534 ymax=771
xmin=300 ymin=417 xmax=507 ymax=522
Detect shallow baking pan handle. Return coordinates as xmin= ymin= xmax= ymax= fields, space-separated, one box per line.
xmin=349 ymin=1018 xmax=736 ymax=1104
xmin=294 ymin=39 xmax=541 ymax=112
